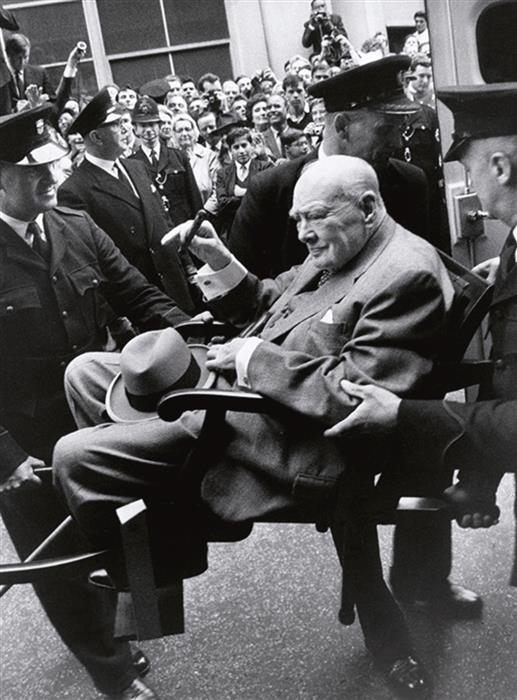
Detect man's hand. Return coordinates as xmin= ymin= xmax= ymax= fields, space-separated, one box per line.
xmin=25 ymin=84 xmax=43 ymax=108
xmin=324 ymin=379 xmax=401 ymax=438
xmin=162 ymin=219 xmax=232 ymax=271
xmin=443 ymin=470 xmax=501 ymax=529
xmin=205 ymin=338 xmax=248 ymax=371
xmin=0 ymin=456 xmax=44 ymax=494
xmin=472 ymin=256 xmax=500 ymax=284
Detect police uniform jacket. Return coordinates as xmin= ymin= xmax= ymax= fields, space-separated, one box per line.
xmin=130 ymin=143 xmax=203 ymax=228
xmin=58 ymin=156 xmax=197 ymax=314
xmin=228 ymin=152 xmax=430 ymax=279
xmin=0 ymin=207 xmax=189 ymax=480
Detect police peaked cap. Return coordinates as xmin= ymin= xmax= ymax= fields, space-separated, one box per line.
xmin=69 ymin=87 xmax=121 ymax=137
xmin=0 ymin=104 xmax=69 ymax=165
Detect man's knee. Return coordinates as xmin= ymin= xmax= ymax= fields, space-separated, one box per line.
xmin=53 ymin=428 xmax=95 ymax=493
xmin=64 ymin=352 xmax=119 ymax=398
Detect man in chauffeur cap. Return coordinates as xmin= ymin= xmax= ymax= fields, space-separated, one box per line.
xmin=0 ymin=104 xmax=193 ymax=698
xmin=326 ymin=82 xmax=517 ymax=586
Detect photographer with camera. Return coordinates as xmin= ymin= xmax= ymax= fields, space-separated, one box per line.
xmin=302 ymin=0 xmax=347 ymax=60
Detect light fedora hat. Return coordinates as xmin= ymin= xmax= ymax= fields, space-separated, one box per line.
xmin=106 ymin=328 xmax=216 ymax=423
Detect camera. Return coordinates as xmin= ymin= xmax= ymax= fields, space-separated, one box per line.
xmin=204 ymin=90 xmax=222 ymax=114
xmin=314 ymin=12 xmax=333 ymax=37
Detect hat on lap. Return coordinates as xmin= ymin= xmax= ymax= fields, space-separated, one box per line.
xmin=106 ymin=328 xmax=216 ymax=423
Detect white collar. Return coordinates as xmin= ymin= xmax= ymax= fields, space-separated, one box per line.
xmin=0 ymin=211 xmax=45 ymax=243
xmin=85 ymin=151 xmax=117 ymax=175
xmin=142 ymin=143 xmax=160 ymax=160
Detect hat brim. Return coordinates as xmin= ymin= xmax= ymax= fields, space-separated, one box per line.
xmin=16 ymin=140 xmax=70 ymax=165
xmin=443 ymin=136 xmax=470 ymax=162
xmin=96 ymin=112 xmax=122 ymax=128
xmin=105 ymin=344 xmax=216 ymax=423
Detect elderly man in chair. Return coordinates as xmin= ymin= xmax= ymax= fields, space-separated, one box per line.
xmin=54 ymin=155 xmax=454 ymax=698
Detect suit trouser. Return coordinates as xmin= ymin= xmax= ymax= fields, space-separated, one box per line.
xmin=0 ymin=399 xmax=136 ymax=695
xmin=55 ymin=353 xmax=414 ymax=663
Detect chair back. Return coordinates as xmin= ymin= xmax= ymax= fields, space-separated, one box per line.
xmin=436 ymin=249 xmax=493 ymax=362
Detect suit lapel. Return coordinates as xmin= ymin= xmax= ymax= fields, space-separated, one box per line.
xmin=42 ymin=210 xmax=70 ymax=273
xmin=491 ymin=231 xmax=517 ymax=306
xmin=82 ymin=159 xmax=141 ymax=210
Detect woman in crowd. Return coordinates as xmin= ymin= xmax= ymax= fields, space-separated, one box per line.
xmin=171 ymin=112 xmax=219 ymax=214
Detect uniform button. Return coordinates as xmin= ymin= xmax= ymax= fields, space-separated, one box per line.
xmin=149 ymin=248 xmax=155 ymax=254
xmin=92 ymin=278 xmax=99 ymax=286
xmin=495 ymin=358 xmax=505 ymax=370
xmin=51 ymin=275 xmax=58 ymax=283
xmin=72 ymin=344 xmax=78 ymax=351
xmin=62 ymin=310 xmax=68 ymax=318
xmin=6 ymin=305 xmax=14 ymax=313
xmin=59 ymin=360 xmax=66 ymax=368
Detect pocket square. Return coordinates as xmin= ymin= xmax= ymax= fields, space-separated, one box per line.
xmin=320 ymin=308 xmax=334 ymax=324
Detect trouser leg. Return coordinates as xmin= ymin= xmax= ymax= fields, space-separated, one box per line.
xmin=389 ymin=469 xmax=453 ymax=595
xmin=64 ymin=351 xmax=121 ymax=429
xmin=0 ymin=483 xmax=136 ymax=695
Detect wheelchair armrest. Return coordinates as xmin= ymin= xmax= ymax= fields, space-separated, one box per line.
xmin=175 ymin=320 xmax=237 ymax=343
xmin=158 ymin=388 xmax=283 ymax=422
xmin=434 ymin=359 xmax=493 ymax=392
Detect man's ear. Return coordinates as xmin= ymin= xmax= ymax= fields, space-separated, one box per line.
xmin=489 ymin=152 xmax=512 ymax=185
xmin=333 ymin=112 xmax=350 ymax=144
xmin=359 ymin=191 xmax=376 ymax=224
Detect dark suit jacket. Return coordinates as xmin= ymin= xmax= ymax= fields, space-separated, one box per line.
xmin=130 ymin=143 xmax=202 ymax=228
xmin=262 ymin=127 xmax=283 ymax=160
xmin=9 ymin=64 xmax=52 ymax=102
xmin=58 ymin=157 xmax=197 ymax=314
xmin=302 ymin=13 xmax=347 ymax=55
xmin=0 ymin=208 xmax=188 ymax=479
xmin=202 ymin=217 xmax=453 ymax=520
xmin=229 ymin=153 xmax=430 ymax=279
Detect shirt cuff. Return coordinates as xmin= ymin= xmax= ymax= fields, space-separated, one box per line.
xmin=235 ymin=337 xmax=263 ymax=387
xmin=195 ymin=255 xmax=247 ymax=301
xmin=63 ymin=65 xmax=78 ymax=79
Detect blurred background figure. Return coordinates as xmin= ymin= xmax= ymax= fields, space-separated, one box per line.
xmin=280 ymin=128 xmax=311 ymax=160
xmin=117 ymin=85 xmax=137 ymax=111
xmin=412 ymin=10 xmax=430 ymax=55
xmin=181 ymin=76 xmax=198 ymax=104
xmin=406 ymin=54 xmax=435 ymax=106
xmin=302 ymin=0 xmax=348 ymax=60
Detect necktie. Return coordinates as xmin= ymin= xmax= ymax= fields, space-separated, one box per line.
xmin=28 ymin=221 xmax=50 ymax=263
xmin=113 ymin=162 xmax=135 ymax=194
xmin=16 ymin=71 xmax=24 ymax=99
xmin=237 ymin=165 xmax=247 ymax=182
xmin=504 ymin=236 xmax=517 ymax=276
xmin=318 ymin=270 xmax=333 ymax=287
xmin=150 ymin=150 xmax=159 ymax=172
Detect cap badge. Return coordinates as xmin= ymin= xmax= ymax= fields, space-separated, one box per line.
xmin=35 ymin=119 xmax=45 ymax=135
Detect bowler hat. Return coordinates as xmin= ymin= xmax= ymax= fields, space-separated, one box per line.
xmin=0 ymin=104 xmax=69 ymax=165
xmin=106 ymin=328 xmax=216 ymax=422
xmin=308 ymin=55 xmax=416 ymax=114
xmin=437 ymin=82 xmax=517 ymax=161
xmin=69 ymin=87 xmax=120 ymax=137
xmin=132 ymin=95 xmax=160 ymax=123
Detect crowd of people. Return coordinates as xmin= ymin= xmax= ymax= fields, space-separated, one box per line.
xmin=0 ymin=3 xmax=515 ymax=700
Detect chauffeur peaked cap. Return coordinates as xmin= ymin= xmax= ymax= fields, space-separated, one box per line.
xmin=437 ymin=82 xmax=517 ymax=161
xmin=0 ymin=104 xmax=69 ymax=164
xmin=69 ymin=87 xmax=121 ymax=136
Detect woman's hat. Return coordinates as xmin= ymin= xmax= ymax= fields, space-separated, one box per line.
xmin=106 ymin=328 xmax=216 ymax=423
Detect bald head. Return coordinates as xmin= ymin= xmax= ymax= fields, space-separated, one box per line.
xmin=291 ymin=156 xmax=385 ymax=272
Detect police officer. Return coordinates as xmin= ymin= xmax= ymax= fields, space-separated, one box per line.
xmin=0 ymin=104 xmax=190 ymax=699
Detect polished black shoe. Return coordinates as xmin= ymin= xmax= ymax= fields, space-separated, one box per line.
xmin=132 ymin=650 xmax=150 ymax=678
xmin=106 ymin=677 xmax=159 ymax=699
xmin=393 ymin=581 xmax=483 ymax=619
xmin=381 ymin=656 xmax=433 ymax=699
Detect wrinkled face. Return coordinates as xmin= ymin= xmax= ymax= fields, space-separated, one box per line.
xmin=182 ymin=81 xmax=198 ymax=103
xmin=285 ymin=84 xmax=306 ymax=110
xmin=291 ymin=179 xmax=366 ymax=271
xmin=0 ymin=160 xmax=61 ymax=219
xmin=413 ymin=65 xmax=433 ymax=97
xmin=251 ymin=100 xmax=269 ymax=128
xmin=231 ymin=136 xmax=253 ymax=165
xmin=9 ymin=48 xmax=29 ymax=72
xmin=286 ymin=136 xmax=310 ymax=159
xmin=237 ymin=76 xmax=252 ymax=96
xmin=117 ymin=89 xmax=137 ymax=110
xmin=267 ymin=96 xmax=286 ymax=125
xmin=415 ymin=16 xmax=427 ymax=33
xmin=223 ymin=81 xmax=239 ymax=106
xmin=166 ymin=94 xmax=188 ymax=114
xmin=233 ymin=98 xmax=247 ymax=121
xmin=159 ymin=113 xmax=173 ymax=140
xmin=133 ymin=120 xmax=160 ymax=148
xmin=174 ymin=118 xmax=196 ymax=148
xmin=197 ymin=112 xmax=217 ymax=138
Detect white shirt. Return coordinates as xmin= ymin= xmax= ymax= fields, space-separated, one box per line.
xmin=141 ymin=144 xmax=160 ymax=165
xmin=235 ymin=161 xmax=250 ymax=181
xmin=85 ymin=152 xmax=140 ymax=198
xmin=195 ymin=256 xmax=261 ymax=386
xmin=0 ymin=211 xmax=46 ymax=246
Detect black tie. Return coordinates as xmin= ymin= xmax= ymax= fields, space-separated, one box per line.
xmin=505 ymin=237 xmax=517 ymax=276
xmin=497 ymin=232 xmax=517 ymax=284
xmin=28 ymin=221 xmax=51 ymax=263
xmin=113 ymin=162 xmax=135 ymax=195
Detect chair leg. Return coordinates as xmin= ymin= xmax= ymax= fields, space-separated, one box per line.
xmin=115 ymin=500 xmax=184 ymax=641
